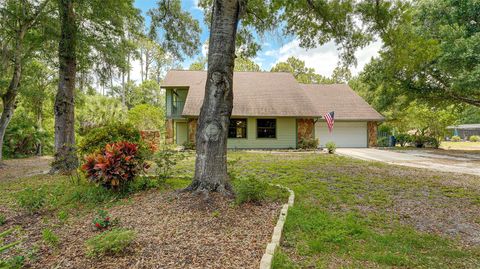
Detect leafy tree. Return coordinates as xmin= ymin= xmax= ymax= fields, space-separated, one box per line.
xmin=53 ymin=0 xmax=200 ymax=173
xmin=18 ymin=61 xmax=56 ymax=156
xmin=127 ymin=104 xmax=164 ymax=131
xmin=148 ymin=0 xmax=201 ymax=61
xmin=458 ymin=106 xmax=480 ymax=125
xmin=110 ymin=80 xmax=164 ymax=109
xmin=397 ymin=102 xmax=457 ymax=146
xmin=362 ymin=0 xmax=480 ymax=107
xmin=271 ymin=56 xmax=332 ymax=84
xmin=188 ymin=0 xmax=401 ymax=194
xmin=189 ymin=57 xmax=207 ymax=71
xmin=189 ymin=56 xmax=261 ymax=72
xmin=76 ymin=94 xmax=126 ymax=134
xmin=0 ymin=0 xmax=51 ymax=163
xmin=234 ymin=57 xmax=261 ymax=71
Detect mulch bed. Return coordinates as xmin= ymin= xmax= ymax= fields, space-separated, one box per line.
xmin=3 ymin=191 xmax=281 ymax=269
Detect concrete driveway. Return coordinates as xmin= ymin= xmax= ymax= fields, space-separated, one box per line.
xmin=336 ymin=148 xmax=480 ymax=176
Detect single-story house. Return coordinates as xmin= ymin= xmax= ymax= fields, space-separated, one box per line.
xmin=446 ymin=124 xmax=480 ymax=139
xmin=163 ymin=70 xmax=384 ymax=149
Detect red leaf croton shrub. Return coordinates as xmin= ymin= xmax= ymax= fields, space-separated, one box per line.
xmin=81 ymin=141 xmax=147 ymax=189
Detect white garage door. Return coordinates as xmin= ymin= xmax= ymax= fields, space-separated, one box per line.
xmin=315 ymin=121 xmax=368 ymax=148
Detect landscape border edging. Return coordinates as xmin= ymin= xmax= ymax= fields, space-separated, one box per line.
xmin=259 ymin=184 xmax=295 ymax=269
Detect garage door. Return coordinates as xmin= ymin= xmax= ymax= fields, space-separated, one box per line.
xmin=315 ymin=121 xmax=367 ymax=148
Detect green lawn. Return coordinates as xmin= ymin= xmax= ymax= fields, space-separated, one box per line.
xmin=222 ymin=152 xmax=480 ymax=268
xmin=1 ymin=151 xmax=480 ymax=268
xmin=441 ymin=141 xmax=480 ymax=151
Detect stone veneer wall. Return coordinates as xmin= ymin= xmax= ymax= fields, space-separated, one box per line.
xmin=296 ymin=118 xmax=315 ymax=146
xmin=165 ymin=119 xmax=174 ymax=144
xmin=367 ymin=121 xmax=378 ymax=147
xmin=188 ymin=118 xmax=197 ymax=144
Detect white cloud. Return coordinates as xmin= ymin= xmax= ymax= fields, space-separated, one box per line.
xmin=129 ymin=58 xmax=143 ymax=83
xmin=190 ymin=0 xmax=203 ymax=11
xmin=201 ymin=42 xmax=208 ymax=57
xmin=263 ymin=39 xmax=382 ymax=77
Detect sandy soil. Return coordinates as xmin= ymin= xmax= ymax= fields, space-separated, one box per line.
xmin=0 ymin=156 xmax=52 ymax=182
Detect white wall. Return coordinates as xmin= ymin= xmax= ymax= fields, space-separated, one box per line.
xmin=315 ymin=121 xmax=368 ymax=148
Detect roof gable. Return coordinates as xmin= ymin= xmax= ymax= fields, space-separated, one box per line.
xmin=301 ymin=84 xmax=384 ymax=121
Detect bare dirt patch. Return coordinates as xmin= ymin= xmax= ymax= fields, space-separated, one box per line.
xmin=3 ymin=190 xmax=281 ymax=269
xmin=0 ymin=156 xmax=52 ymax=182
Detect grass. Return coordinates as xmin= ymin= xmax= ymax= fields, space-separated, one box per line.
xmin=2 ymin=151 xmax=480 ymax=268
xmin=221 ymin=152 xmax=480 ymax=268
xmin=85 ymin=229 xmax=136 ymax=257
xmin=0 ymin=172 xmax=192 ymax=220
xmin=42 ymin=229 xmax=59 ymax=247
xmin=441 ymin=141 xmax=480 ymax=150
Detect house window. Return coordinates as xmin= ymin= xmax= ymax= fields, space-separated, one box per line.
xmin=257 ymin=119 xmax=276 ymax=138
xmin=228 ymin=119 xmax=247 ymax=138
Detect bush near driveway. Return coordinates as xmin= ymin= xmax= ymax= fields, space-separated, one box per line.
xmin=451 ymin=135 xmax=461 ymax=142
xmin=470 ymin=135 xmax=480 ymax=142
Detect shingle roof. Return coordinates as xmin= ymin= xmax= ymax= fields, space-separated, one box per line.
xmin=301 ymin=84 xmax=384 ymax=121
xmin=162 ymin=70 xmax=383 ymax=121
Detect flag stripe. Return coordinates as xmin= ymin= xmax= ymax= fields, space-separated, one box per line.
xmin=324 ymin=111 xmax=335 ymax=133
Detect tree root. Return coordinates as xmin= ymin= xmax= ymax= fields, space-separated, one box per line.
xmin=182 ymin=179 xmax=234 ymax=197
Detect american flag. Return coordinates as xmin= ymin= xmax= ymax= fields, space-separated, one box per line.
xmin=324 ymin=111 xmax=335 ymax=133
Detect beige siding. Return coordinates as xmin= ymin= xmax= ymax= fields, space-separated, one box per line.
xmin=227 ymin=117 xmax=297 ymax=149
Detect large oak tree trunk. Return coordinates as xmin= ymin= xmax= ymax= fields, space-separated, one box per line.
xmin=0 ymin=31 xmax=25 ymax=164
xmin=52 ymin=0 xmax=78 ymax=173
xmin=186 ymin=0 xmax=243 ymax=194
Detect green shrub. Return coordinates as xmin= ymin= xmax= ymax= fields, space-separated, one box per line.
xmin=182 ymin=140 xmax=195 ymax=150
xmin=78 ymin=122 xmax=142 ymax=156
xmin=451 ymin=135 xmax=461 ymax=142
xmin=42 ymin=229 xmax=59 ymax=247
xmin=0 ymin=214 xmax=5 ymax=226
xmin=16 ymin=188 xmax=46 ymax=213
xmin=326 ymin=142 xmax=336 ymax=154
xmin=92 ymin=210 xmax=112 ymax=230
xmin=425 ymin=136 xmax=440 ymax=148
xmin=377 ymin=137 xmax=389 ymax=147
xmin=298 ymin=137 xmax=319 ymax=150
xmin=3 ymin=110 xmax=53 ymax=158
xmin=469 ymin=135 xmax=480 ymax=142
xmin=234 ymin=176 xmax=268 ymax=205
xmin=127 ymin=104 xmax=164 ymax=131
xmin=153 ymin=149 xmax=185 ymax=182
xmin=395 ymin=133 xmax=412 ymax=147
xmin=81 ymin=142 xmax=147 ymax=190
xmin=414 ymin=135 xmax=440 ymax=148
xmin=85 ymin=229 xmax=136 ymax=257
xmin=125 ymin=176 xmax=160 ymax=192
xmin=413 ymin=135 xmax=426 ymax=148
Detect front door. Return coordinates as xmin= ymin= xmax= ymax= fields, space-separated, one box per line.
xmin=176 ymin=122 xmax=188 ymax=145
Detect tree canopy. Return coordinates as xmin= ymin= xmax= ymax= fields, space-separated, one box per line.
xmin=360 ymin=0 xmax=480 ymax=108
xmin=271 ymin=57 xmax=333 ymax=84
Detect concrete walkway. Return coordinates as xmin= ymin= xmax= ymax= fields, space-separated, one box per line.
xmin=336 ymin=148 xmax=480 ymax=176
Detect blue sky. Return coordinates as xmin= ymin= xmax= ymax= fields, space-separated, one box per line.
xmin=133 ymin=0 xmax=381 ymax=79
